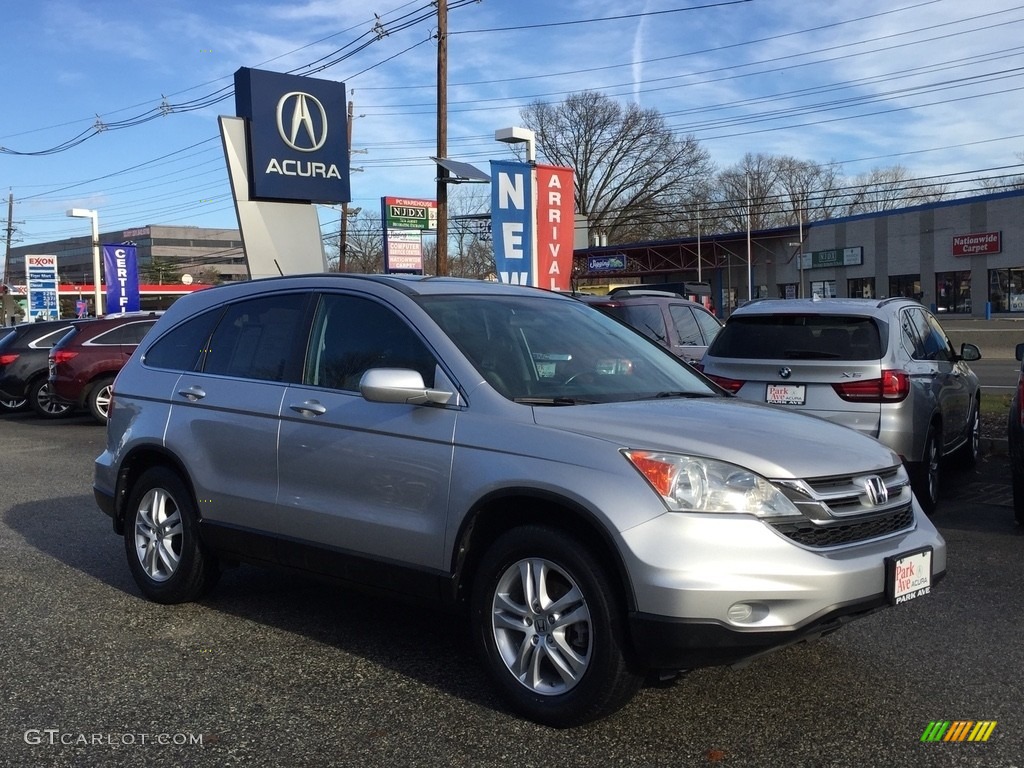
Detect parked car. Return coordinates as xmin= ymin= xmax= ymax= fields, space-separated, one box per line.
xmin=0 ymin=319 xmax=77 ymax=417
xmin=577 ymin=289 xmax=722 ymax=364
xmin=1008 ymin=342 xmax=1024 ymax=526
xmin=698 ymin=297 xmax=982 ymax=512
xmin=95 ymin=275 xmax=945 ymax=727
xmin=49 ymin=312 xmax=161 ymax=424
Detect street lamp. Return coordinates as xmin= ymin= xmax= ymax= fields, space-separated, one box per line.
xmin=495 ymin=126 xmax=536 ymax=163
xmin=67 ymin=208 xmax=103 ymax=316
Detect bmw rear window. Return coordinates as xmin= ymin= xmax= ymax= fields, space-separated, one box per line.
xmin=709 ymin=315 xmax=883 ymax=360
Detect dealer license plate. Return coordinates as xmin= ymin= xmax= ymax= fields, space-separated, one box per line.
xmin=766 ymin=383 xmax=805 ymax=405
xmin=886 ymin=548 xmax=933 ymax=605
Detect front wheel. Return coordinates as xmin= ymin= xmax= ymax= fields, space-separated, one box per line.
xmin=123 ymin=466 xmax=219 ymax=604
xmin=954 ymin=398 xmax=980 ymax=468
xmin=913 ymin=426 xmax=941 ymax=514
xmin=470 ymin=525 xmax=642 ymax=727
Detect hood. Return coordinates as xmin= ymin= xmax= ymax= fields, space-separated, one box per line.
xmin=531 ymin=396 xmax=900 ymax=480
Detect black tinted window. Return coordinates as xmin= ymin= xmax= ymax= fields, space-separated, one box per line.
xmin=305 ymin=294 xmax=436 ymax=391
xmin=667 ymin=305 xmax=702 ymax=346
xmin=145 ymin=310 xmax=223 ymax=372
xmin=605 ymin=304 xmax=668 ymax=344
xmin=711 ymin=315 xmax=882 ymax=360
xmin=203 ymin=294 xmax=309 ymax=382
xmin=93 ymin=321 xmax=156 ymax=345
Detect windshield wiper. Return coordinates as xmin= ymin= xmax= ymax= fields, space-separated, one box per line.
xmin=651 ymin=391 xmax=716 ymax=399
xmin=513 ymin=396 xmax=596 ymax=406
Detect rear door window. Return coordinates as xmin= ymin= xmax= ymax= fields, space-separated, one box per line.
xmin=145 ymin=310 xmax=223 ymax=372
xmin=613 ymin=304 xmax=668 ymax=344
xmin=667 ymin=305 xmax=702 ymax=346
xmin=202 ymin=293 xmax=310 ymax=382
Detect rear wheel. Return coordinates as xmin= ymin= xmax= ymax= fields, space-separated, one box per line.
xmin=87 ymin=376 xmax=115 ymax=424
xmin=913 ymin=426 xmax=941 ymax=514
xmin=124 ymin=466 xmax=219 ymax=604
xmin=1 ymin=398 xmax=27 ymax=412
xmin=470 ymin=525 xmax=642 ymax=727
xmin=28 ymin=377 xmax=72 ymax=419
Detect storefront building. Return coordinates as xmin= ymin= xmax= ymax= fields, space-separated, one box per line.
xmin=574 ymin=188 xmax=1024 ymax=318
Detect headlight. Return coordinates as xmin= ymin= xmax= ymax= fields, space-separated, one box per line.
xmin=623 ymin=450 xmax=799 ymax=518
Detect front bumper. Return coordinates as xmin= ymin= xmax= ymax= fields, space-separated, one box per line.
xmin=618 ymin=507 xmax=946 ymax=669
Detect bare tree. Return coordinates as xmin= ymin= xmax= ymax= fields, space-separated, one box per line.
xmin=844 ymin=165 xmax=949 ymax=215
xmin=446 ymin=186 xmax=494 ymax=279
xmin=338 ymin=212 xmax=385 ymax=274
xmin=520 ymin=91 xmax=714 ymax=245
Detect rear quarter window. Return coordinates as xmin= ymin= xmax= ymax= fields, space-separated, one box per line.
xmin=144 ymin=310 xmax=223 ymax=372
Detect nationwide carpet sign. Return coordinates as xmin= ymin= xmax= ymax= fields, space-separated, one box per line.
xmin=234 ymin=67 xmax=350 ymax=204
xmin=952 ymin=231 xmax=1001 ymax=256
xmin=102 ymin=244 xmax=140 ymax=314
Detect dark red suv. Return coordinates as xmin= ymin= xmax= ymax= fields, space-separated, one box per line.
xmin=49 ymin=313 xmax=161 ymax=423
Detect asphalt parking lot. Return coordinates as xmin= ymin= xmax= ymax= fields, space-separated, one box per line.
xmin=1 ymin=410 xmax=1022 ymax=768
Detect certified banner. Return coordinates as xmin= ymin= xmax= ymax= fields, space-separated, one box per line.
xmin=490 ymin=160 xmax=534 ymax=285
xmin=102 ymin=244 xmax=141 ymax=314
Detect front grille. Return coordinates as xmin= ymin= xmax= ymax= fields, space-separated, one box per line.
xmin=770 ymin=505 xmax=914 ymax=548
xmin=770 ymin=465 xmax=916 ymax=548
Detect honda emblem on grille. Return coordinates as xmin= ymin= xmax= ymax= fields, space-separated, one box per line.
xmin=778 ymin=366 xmax=792 ymax=379
xmin=863 ymin=475 xmax=889 ymax=506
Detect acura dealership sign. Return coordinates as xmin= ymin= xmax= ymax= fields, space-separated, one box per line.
xmin=234 ymin=67 xmax=350 ymax=203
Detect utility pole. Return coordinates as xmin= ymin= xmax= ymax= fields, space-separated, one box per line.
xmin=435 ymin=0 xmax=449 ymax=276
xmin=2 ymin=192 xmax=14 ymax=285
xmin=340 ymin=100 xmax=355 ymax=273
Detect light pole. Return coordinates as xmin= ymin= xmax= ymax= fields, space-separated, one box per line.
xmin=67 ymin=208 xmax=103 ymax=316
xmin=495 ymin=126 xmax=536 ymax=163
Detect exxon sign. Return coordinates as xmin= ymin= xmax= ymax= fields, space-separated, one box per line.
xmin=234 ymin=67 xmax=350 ymax=204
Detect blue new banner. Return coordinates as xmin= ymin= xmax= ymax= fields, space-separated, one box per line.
xmin=103 ymin=244 xmax=141 ymax=314
xmin=490 ymin=160 xmax=533 ymax=285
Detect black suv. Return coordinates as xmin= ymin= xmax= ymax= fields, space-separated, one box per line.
xmin=0 ymin=319 xmax=76 ymax=417
xmin=577 ymin=289 xmax=722 ymax=364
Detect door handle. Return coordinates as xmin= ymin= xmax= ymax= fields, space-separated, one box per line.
xmin=177 ymin=385 xmax=207 ymax=402
xmin=290 ymin=400 xmax=327 ymax=417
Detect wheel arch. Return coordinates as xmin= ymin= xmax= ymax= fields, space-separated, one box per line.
xmin=112 ymin=445 xmax=197 ymax=535
xmin=450 ymin=490 xmax=637 ymax=614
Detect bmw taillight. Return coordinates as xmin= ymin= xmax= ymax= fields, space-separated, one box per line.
xmin=833 ymin=370 xmax=910 ymax=402
xmin=704 ymin=373 xmax=745 ymax=394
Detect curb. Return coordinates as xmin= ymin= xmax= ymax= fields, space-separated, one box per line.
xmin=981 ymin=436 xmax=1008 ymax=457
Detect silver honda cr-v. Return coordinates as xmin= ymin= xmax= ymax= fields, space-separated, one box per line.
xmin=94 ymin=275 xmax=946 ymax=727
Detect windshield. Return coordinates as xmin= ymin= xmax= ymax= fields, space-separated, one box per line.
xmin=419 ymin=294 xmax=719 ymax=403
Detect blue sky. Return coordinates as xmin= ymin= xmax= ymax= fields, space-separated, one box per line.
xmin=2 ymin=0 xmax=1023 ymax=249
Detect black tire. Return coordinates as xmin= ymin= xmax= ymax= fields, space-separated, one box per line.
xmin=123 ymin=466 xmax=219 ymax=604
xmin=28 ymin=377 xmax=72 ymax=419
xmin=470 ymin=525 xmax=642 ymax=727
xmin=954 ymin=398 xmax=980 ymax=468
xmin=913 ymin=426 xmax=941 ymax=514
xmin=87 ymin=376 xmax=115 ymax=424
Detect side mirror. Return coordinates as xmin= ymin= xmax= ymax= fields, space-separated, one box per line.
xmin=359 ymin=368 xmax=454 ymax=406
xmin=958 ymin=342 xmax=982 ymax=362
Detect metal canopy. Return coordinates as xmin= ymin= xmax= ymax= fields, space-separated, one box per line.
xmin=431 ymin=157 xmax=491 ymax=183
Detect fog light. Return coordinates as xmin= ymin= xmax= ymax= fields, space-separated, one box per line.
xmin=728 ymin=603 xmax=753 ymax=622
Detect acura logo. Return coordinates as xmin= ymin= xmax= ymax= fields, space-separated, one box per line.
xmin=863 ymin=475 xmax=889 ymax=506
xmin=778 ymin=366 xmax=792 ymax=379
xmin=276 ymin=92 xmax=328 ymax=152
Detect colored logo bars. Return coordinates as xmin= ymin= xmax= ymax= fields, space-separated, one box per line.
xmin=920 ymin=720 xmax=997 ymax=742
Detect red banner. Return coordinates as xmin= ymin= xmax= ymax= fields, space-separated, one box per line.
xmin=952 ymin=231 xmax=1001 ymax=256
xmin=535 ymin=164 xmax=575 ymax=291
